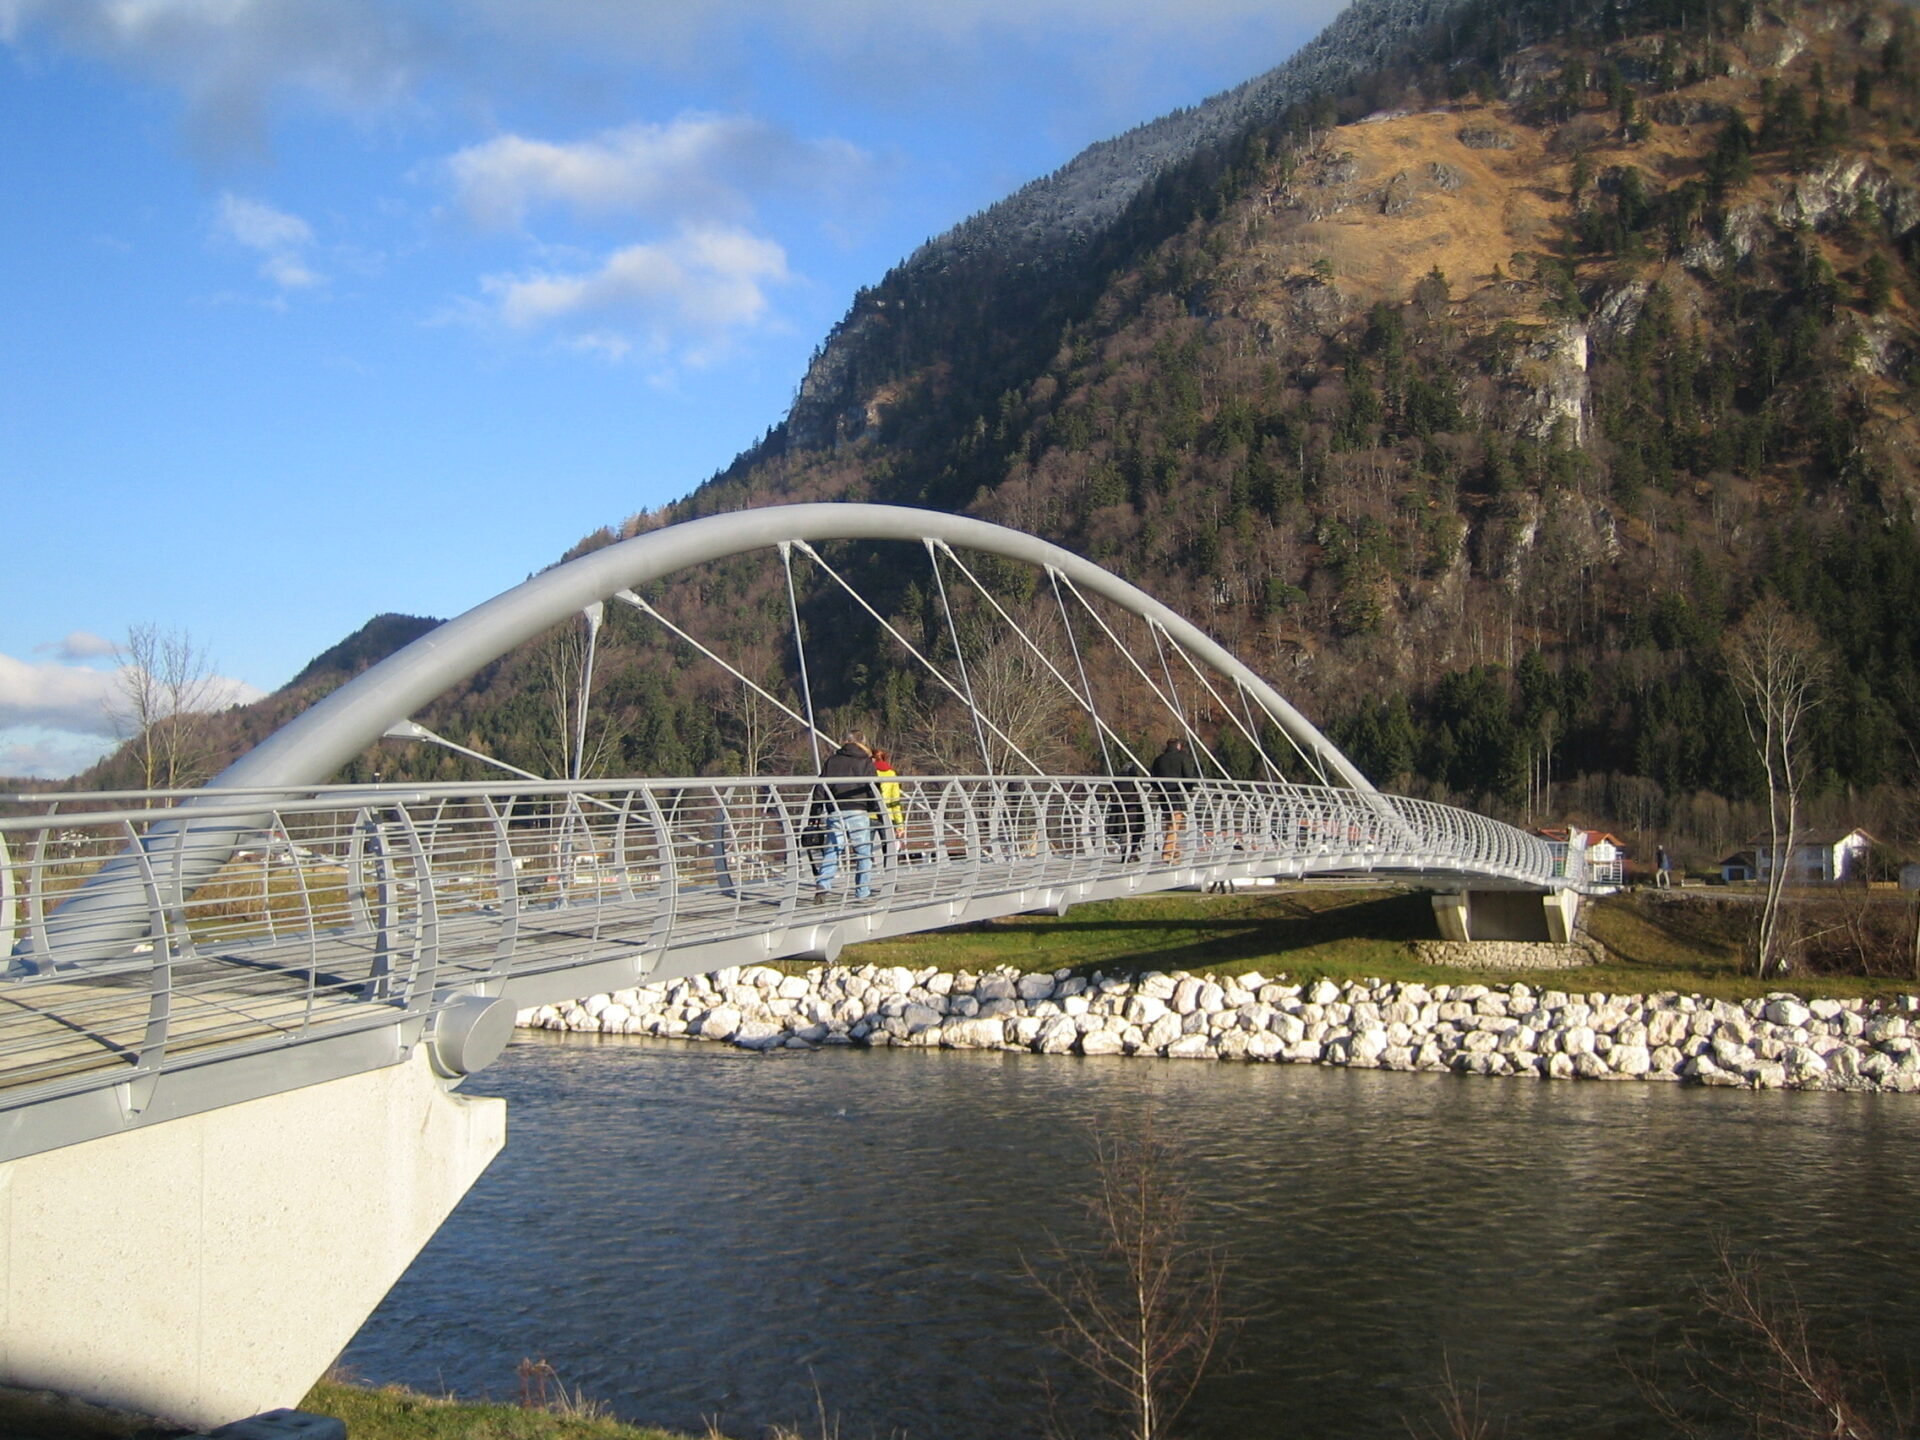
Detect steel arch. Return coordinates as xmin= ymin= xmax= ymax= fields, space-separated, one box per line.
xmin=209 ymin=503 xmax=1375 ymax=796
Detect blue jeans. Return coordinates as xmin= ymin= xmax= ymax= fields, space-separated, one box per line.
xmin=817 ymin=810 xmax=873 ymax=899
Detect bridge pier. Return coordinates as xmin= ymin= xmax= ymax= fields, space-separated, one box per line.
xmin=0 ymin=1049 xmax=503 ymax=1430
xmin=1431 ymin=889 xmax=1580 ymax=943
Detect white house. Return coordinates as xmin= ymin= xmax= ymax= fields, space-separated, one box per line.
xmin=1537 ymin=826 xmax=1626 ymax=889
xmin=1582 ymin=831 xmax=1627 ymax=886
xmin=1752 ymin=828 xmax=1873 ymax=884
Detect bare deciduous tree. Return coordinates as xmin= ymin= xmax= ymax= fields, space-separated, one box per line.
xmin=907 ymin=631 xmax=1080 ymax=775
xmin=1409 ymin=1357 xmax=1501 ymax=1440
xmin=713 ymin=652 xmax=789 ymax=776
xmin=1725 ymin=599 xmax=1827 ymax=978
xmin=1024 ymin=1130 xmax=1237 ymax=1440
xmin=110 ymin=624 xmax=223 ymax=790
xmin=536 ymin=608 xmax=623 ymax=780
xmin=1647 ymin=1241 xmax=1910 ymax=1440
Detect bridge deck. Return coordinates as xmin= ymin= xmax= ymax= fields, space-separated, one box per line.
xmin=0 ymin=959 xmax=400 ymax=1102
xmin=1 ymin=775 xmax=1582 ymax=1158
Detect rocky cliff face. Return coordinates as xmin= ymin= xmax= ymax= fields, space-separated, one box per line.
xmin=783 ymin=0 xmax=1465 ymax=453
xmin=913 ymin=0 xmax=1460 ymax=271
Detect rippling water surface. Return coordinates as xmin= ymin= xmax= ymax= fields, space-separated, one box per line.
xmin=342 ymin=1034 xmax=1920 ymax=1438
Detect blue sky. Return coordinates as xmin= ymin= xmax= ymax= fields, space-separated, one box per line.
xmin=1 ymin=0 xmax=1343 ymax=781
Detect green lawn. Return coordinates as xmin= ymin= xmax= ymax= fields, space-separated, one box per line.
xmin=837 ymin=884 xmax=1913 ymax=1001
xmin=301 ymin=1380 xmax=700 ymax=1440
xmin=844 ymin=886 xmax=1429 ymax=979
xmin=0 ymin=1378 xmax=713 ymax=1440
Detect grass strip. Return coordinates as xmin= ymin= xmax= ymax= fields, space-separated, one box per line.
xmin=301 ymin=1380 xmax=698 ymax=1440
xmin=838 ymin=885 xmax=1906 ymax=1002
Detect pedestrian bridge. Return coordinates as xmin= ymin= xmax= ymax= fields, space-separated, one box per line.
xmin=0 ymin=503 xmax=1586 ymax=1429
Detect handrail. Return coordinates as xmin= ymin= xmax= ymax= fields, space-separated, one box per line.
xmin=0 ymin=775 xmax=1577 ymax=1155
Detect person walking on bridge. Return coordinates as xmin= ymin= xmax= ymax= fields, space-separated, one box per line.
xmin=871 ymin=746 xmax=906 ymax=866
xmin=816 ymin=734 xmax=880 ymax=900
xmin=1150 ymin=736 xmax=1200 ymax=864
xmin=1105 ymin=761 xmax=1146 ymax=862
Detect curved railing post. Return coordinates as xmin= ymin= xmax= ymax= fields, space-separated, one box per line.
xmin=124 ymin=810 xmax=197 ymax=1114
xmin=389 ymin=801 xmax=438 ymax=1013
xmin=0 ymin=830 xmax=15 ymax=962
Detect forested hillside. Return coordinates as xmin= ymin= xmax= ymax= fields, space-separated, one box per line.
xmin=90 ymin=0 xmax=1920 ymax=870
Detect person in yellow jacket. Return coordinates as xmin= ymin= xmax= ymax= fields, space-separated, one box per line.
xmin=871 ymin=747 xmax=906 ymax=863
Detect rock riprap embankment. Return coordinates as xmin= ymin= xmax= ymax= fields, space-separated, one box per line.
xmin=517 ymin=967 xmax=1920 ymax=1092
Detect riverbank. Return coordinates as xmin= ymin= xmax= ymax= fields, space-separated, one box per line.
xmin=0 ymin=1379 xmax=703 ymax=1440
xmin=791 ymin=887 xmax=1894 ymax=1002
xmin=300 ymin=1379 xmax=697 ymax=1440
xmin=518 ymin=959 xmax=1920 ymax=1092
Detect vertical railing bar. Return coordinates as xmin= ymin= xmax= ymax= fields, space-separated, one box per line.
xmin=637 ymin=784 xmax=677 ymax=980
xmin=285 ymin=808 xmax=323 ymax=1031
xmin=610 ymin=790 xmax=638 ymax=904
xmin=391 ymin=800 xmax=439 ymax=1012
xmin=767 ymin=781 xmax=801 ymax=926
xmin=0 ymin=828 xmax=15 ymax=960
xmin=362 ymin=806 xmax=395 ymax=999
xmin=485 ymin=794 xmax=520 ymax=981
xmin=960 ymin=780 xmax=985 ymax=907
xmin=124 ymin=818 xmax=173 ymax=1095
xmin=24 ymin=807 xmax=55 ymax=961
xmin=344 ymin=810 xmax=373 ymax=938
xmin=256 ymin=836 xmax=274 ymax=944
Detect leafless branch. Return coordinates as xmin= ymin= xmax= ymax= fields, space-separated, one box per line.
xmin=1724 ymin=599 xmax=1828 ymax=978
xmin=110 ymin=623 xmax=224 ymax=790
xmin=1022 ymin=1128 xmax=1239 ymax=1440
xmin=1405 ymin=1356 xmax=1501 ymax=1440
xmin=1646 ymin=1240 xmax=1911 ymax=1440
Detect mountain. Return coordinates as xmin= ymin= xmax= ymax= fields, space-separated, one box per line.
xmin=785 ymin=0 xmax=1463 ymax=451
xmin=100 ymin=0 xmax=1920 ymax=868
xmin=286 ymin=614 xmax=443 ymax=690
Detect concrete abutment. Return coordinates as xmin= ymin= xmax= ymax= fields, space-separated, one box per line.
xmin=0 ymin=1049 xmax=504 ymax=1430
xmin=1430 ymin=888 xmax=1581 ymax=943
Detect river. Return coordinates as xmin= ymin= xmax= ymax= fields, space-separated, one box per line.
xmin=340 ymin=1033 xmax=1920 ymax=1438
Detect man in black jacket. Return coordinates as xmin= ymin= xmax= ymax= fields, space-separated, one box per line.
xmin=816 ymin=734 xmax=879 ymax=899
xmin=1149 ymin=736 xmax=1199 ymax=863
xmin=1104 ymin=761 xmax=1147 ymax=861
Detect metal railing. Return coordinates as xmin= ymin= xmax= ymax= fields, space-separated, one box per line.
xmin=0 ymin=775 xmax=1576 ymax=1157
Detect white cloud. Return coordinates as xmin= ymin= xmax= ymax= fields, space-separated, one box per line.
xmin=217 ymin=192 xmax=313 ymax=250
xmin=0 ymin=729 xmax=117 ymax=781
xmin=479 ymin=225 xmax=790 ymax=365
xmin=445 ymin=115 xmax=871 ymax=231
xmin=261 ymin=251 xmax=321 ymax=289
xmin=0 ymin=0 xmax=428 ymax=161
xmin=565 ymin=331 xmax=634 ymax=363
xmin=0 ymin=653 xmax=119 ymax=736
xmin=39 ymin=629 xmax=118 ymax=661
xmin=212 ymin=192 xmax=323 ymax=290
xmin=0 ymin=652 xmax=264 ymax=739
